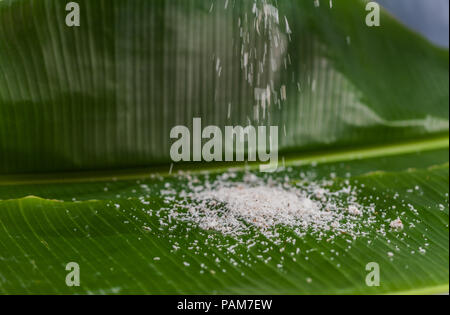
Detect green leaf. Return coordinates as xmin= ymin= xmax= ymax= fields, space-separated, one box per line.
xmin=0 ymin=0 xmax=448 ymax=295
xmin=0 ymin=144 xmax=448 ymax=294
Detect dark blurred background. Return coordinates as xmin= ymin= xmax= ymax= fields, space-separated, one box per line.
xmin=379 ymin=0 xmax=449 ymax=48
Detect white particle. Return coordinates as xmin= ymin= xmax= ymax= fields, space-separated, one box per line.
xmin=284 ymin=16 xmax=292 ymax=34
xmin=348 ymin=205 xmax=362 ymax=216
xmin=346 ymin=36 xmax=351 ymax=45
xmin=280 ymin=85 xmax=287 ymax=101
xmin=390 ymin=218 xmax=404 ymax=231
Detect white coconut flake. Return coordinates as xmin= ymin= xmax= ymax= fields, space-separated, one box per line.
xmin=390 ymin=218 xmax=404 ymax=230
xmin=348 ymin=205 xmax=362 ymax=216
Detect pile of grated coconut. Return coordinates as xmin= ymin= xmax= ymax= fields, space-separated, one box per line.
xmin=162 ymin=171 xmax=378 ymax=240
xmin=132 ymin=168 xmax=428 ymax=270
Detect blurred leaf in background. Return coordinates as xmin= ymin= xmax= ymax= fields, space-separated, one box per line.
xmin=0 ymin=0 xmax=447 ymax=173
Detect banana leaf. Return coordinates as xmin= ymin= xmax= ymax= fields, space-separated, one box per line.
xmin=0 ymin=0 xmax=448 ymax=294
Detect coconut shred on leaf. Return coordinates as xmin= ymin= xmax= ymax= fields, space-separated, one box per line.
xmin=163 ymin=172 xmax=378 ymax=240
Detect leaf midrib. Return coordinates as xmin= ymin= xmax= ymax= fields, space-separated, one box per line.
xmin=0 ymin=135 xmax=448 ymax=186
